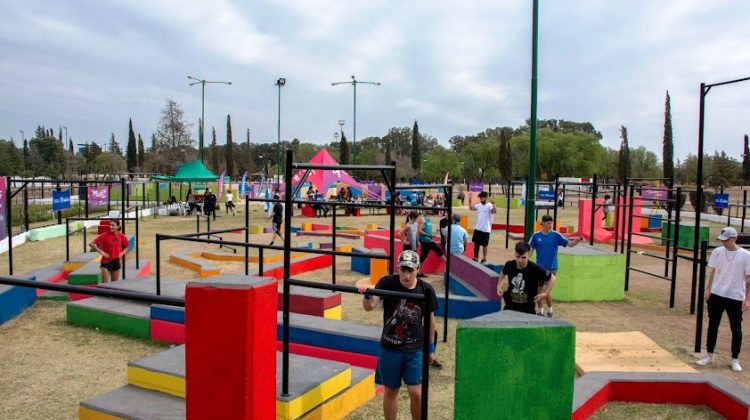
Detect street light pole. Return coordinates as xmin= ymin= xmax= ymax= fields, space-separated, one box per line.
xmin=276 ymin=78 xmax=286 ymax=188
xmin=188 ymin=75 xmax=232 ymax=163
xmin=524 ymin=0 xmax=540 ymax=241
xmin=332 ymin=75 xmax=380 ymax=164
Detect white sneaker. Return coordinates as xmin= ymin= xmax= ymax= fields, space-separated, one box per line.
xmin=696 ymin=355 xmax=713 ymax=366
xmin=731 ymin=359 xmax=743 ymax=372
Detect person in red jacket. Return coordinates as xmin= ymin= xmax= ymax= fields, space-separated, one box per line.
xmin=89 ymin=219 xmax=130 ymax=283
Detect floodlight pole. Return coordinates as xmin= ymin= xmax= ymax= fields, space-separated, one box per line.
xmin=188 ymin=76 xmax=232 ymax=163
xmin=332 ymin=76 xmax=380 ymax=164
xmin=524 ymin=0 xmax=540 ymax=241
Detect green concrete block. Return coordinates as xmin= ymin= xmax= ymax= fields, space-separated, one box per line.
xmin=455 ymin=311 xmax=575 ymax=420
xmin=661 ymin=221 xmax=709 ymax=249
xmin=28 ymin=222 xmax=83 ymax=241
xmin=452 ymin=198 xmax=462 ymax=207
xmin=495 ymin=197 xmax=521 ymax=209
xmin=66 ymin=303 xmax=150 ymax=340
xmin=68 ymin=261 xmax=101 ymax=285
xmin=553 ymin=245 xmax=624 ymax=302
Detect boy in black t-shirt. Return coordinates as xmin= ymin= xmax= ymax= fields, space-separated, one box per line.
xmin=356 ymin=250 xmax=438 ymax=420
xmin=497 ymin=241 xmax=555 ymax=314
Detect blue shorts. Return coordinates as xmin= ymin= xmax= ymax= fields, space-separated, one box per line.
xmin=376 ymin=346 xmax=424 ymax=389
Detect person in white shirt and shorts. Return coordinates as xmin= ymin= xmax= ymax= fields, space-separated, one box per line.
xmin=469 ymin=191 xmax=497 ymax=264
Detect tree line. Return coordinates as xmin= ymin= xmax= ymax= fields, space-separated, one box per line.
xmin=1 ymin=94 xmax=748 ymax=189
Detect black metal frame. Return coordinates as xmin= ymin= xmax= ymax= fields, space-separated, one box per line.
xmin=624 ymin=185 xmax=682 ymax=308
xmin=5 ymin=178 xmax=128 ymax=275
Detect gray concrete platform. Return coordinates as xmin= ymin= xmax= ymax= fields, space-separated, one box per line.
xmin=79 ymin=384 xmax=185 ymax=419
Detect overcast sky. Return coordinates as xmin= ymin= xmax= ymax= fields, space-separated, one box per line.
xmin=1 ymin=0 xmax=748 ymax=161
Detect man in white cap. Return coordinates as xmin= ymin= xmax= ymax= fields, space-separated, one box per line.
xmin=696 ymin=226 xmax=750 ymax=371
xmin=356 ymin=250 xmax=438 ymax=420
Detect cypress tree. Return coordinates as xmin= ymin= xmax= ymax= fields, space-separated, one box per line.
xmin=210 ymin=127 xmax=219 ymax=173
xmin=498 ymin=127 xmax=512 ymax=183
xmin=68 ymin=139 xmax=74 ymax=153
xmin=411 ymin=120 xmax=421 ymax=173
xmin=340 ymin=133 xmax=350 ymax=164
xmin=663 ymin=91 xmax=674 ymax=182
xmin=126 ymin=118 xmax=138 ymax=172
xmin=618 ymin=125 xmax=631 ymax=183
xmin=137 ymin=134 xmax=145 ymax=170
xmin=225 ymin=114 xmax=235 ymax=177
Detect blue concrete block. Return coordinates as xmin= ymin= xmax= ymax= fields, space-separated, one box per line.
xmin=0 ymin=276 xmax=37 ymax=325
xmin=448 ymin=275 xmax=478 ymax=297
xmin=434 ymin=295 xmax=501 ymax=319
xmin=351 ymin=247 xmax=371 ymax=275
xmin=648 ymin=214 xmax=663 ymax=229
xmin=485 ymin=263 xmax=504 ymax=274
xmin=151 ymin=304 xmax=185 ymax=324
xmin=291 ymin=226 xmax=302 ymax=233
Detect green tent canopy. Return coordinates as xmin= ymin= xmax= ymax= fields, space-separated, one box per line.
xmin=151 ymin=160 xmax=220 ymax=182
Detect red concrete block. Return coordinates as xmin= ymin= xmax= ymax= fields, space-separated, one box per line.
xmin=275 ymin=341 xmax=378 ymax=369
xmin=150 ymin=319 xmax=185 ymax=344
xmin=185 ymin=278 xmax=278 ymax=419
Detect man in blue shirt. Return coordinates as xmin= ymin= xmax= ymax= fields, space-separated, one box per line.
xmin=529 ymin=214 xmax=581 ymax=317
xmin=441 ymin=213 xmax=470 ymax=255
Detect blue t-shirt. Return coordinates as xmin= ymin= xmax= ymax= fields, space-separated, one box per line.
xmin=447 ymin=224 xmax=470 ymax=254
xmin=529 ymin=230 xmax=569 ymax=270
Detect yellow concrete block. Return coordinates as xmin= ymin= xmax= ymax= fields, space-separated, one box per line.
xmin=127 ymin=365 xmax=185 ymax=398
xmin=336 ymin=244 xmax=353 ymax=253
xmin=248 ymin=224 xmax=265 ymax=234
xmin=276 ymin=367 xmax=351 ymax=419
xmin=302 ymin=223 xmax=313 ymax=231
xmin=460 ymin=215 xmax=468 ymax=229
xmin=366 ymin=223 xmax=378 ymax=230
xmin=302 ymin=371 xmax=375 ymax=420
xmin=534 ymin=220 xmax=561 ymax=232
xmin=323 ymin=305 xmax=342 ymax=320
xmin=78 ymin=406 xmax=125 ymax=420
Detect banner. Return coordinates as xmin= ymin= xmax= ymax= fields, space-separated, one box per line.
xmin=0 ymin=176 xmax=6 ymax=241
xmin=641 ymin=188 xmax=668 ymax=200
xmin=469 ymin=181 xmax=484 ymax=192
xmin=714 ymin=193 xmax=729 ymax=209
xmin=88 ymin=186 xmax=109 ymax=208
xmin=538 ymin=190 xmax=555 ymax=201
xmin=367 ymin=184 xmax=382 ymax=201
xmin=52 ymin=189 xmax=71 ymax=212
xmin=239 ymin=172 xmax=248 ymax=197
xmin=218 ymin=171 xmax=226 ymax=197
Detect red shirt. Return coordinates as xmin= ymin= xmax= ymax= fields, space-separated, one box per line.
xmin=95 ymin=232 xmax=129 ymax=263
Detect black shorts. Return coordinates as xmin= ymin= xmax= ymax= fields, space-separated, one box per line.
xmin=100 ymin=259 xmax=121 ymax=272
xmin=226 ymin=201 xmax=235 ymax=209
xmin=472 ymin=230 xmax=490 ymax=247
xmin=273 ymin=220 xmax=282 ymax=232
xmin=419 ymin=240 xmax=444 ymax=262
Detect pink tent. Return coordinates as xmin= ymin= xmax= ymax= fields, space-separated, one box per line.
xmin=291 ymin=148 xmax=360 ymax=193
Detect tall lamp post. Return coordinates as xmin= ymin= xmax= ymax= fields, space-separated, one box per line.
xmin=331 ymin=75 xmax=380 ymax=164
xmin=523 ymin=0 xmax=540 ymax=241
xmin=275 ymin=78 xmax=286 ymax=187
xmin=188 ymin=75 xmax=232 ymax=163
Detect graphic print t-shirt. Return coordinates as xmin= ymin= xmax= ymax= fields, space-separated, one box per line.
xmin=375 ymin=275 xmax=438 ymax=352
xmin=501 ymin=260 xmax=551 ymax=313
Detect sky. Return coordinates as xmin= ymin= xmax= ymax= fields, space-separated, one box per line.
xmin=1 ymin=0 xmax=749 ymax=162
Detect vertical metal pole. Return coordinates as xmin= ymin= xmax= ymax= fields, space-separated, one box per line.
xmin=694 ymin=240 xmax=708 ymax=352
xmin=22 ymin=187 xmax=29 ymax=232
xmin=65 ymin=219 xmax=70 ymax=262
xmin=120 ymin=178 xmax=125 ymax=224
xmin=388 ymin=162 xmax=397 ymax=274
xmin=669 ymin=187 xmax=682 ymax=308
xmin=6 ymin=177 xmax=12 ymax=275
xmin=505 ymin=179 xmax=511 ymax=249
xmin=196 ymin=210 xmax=200 ymax=233
xmin=523 ymin=0 xmax=539 ymax=243
xmin=200 ymin=82 xmax=205 ymax=161
xmin=156 ymin=235 xmax=161 ymax=296
xmin=624 ymin=185 xmax=635 ymax=291
xmin=613 ymin=184 xmax=620 ymax=253
xmin=443 ymin=183 xmax=452 ymax=343
xmin=281 ymin=150 xmax=293 ymax=397
xmin=276 ymin=83 xmax=282 ymax=186
xmin=664 ymin=187 xmax=673 ymax=277
xmin=245 ymin=195 xmax=249 ymax=276
xmin=135 ymin=206 xmax=140 ymax=270
xmin=552 ymin=175 xmax=559 ymax=227
xmin=742 ymin=190 xmax=747 ymax=233
xmin=420 ymin=297 xmax=431 ymax=420
xmin=85 ymin=182 xmax=89 ymax=219
xmin=56 ymin=183 xmax=62 ymax=225
xmin=691 ymin=83 xmax=707 ymax=316
xmin=589 ymin=173 xmax=598 ymax=246
xmin=331 ymin=202 xmax=337 ymax=285
xmin=353 ymin=81 xmax=357 ymax=164
xmin=620 ymin=178 xmax=629 ymax=254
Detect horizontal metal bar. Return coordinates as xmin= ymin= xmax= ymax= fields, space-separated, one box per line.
xmin=629 ymin=250 xmax=673 ymax=262
xmin=287 ymin=246 xmax=391 ymax=260
xmin=67 ymin=217 xmax=137 ymax=221
xmin=627 ymin=267 xmax=671 ymax=281
xmin=631 ymin=232 xmax=670 ymax=242
xmin=0 ymin=276 xmax=184 ymax=306
xmin=8 ymin=179 xmax=126 ymax=184
xmin=289 ymin=278 xmax=425 ymax=301
xmin=395 ymin=183 xmax=453 ymax=190
xmin=292 ymin=163 xmax=395 ymax=171
xmin=179 ymin=227 xmax=246 ymax=237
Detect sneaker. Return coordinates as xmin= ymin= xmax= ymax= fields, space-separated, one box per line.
xmin=536 ymin=311 xmax=544 ymax=317
xmin=731 ymin=359 xmax=743 ymax=372
xmin=696 ymin=355 xmax=713 ymax=366
xmin=546 ymin=311 xmax=554 ymax=318
xmin=480 ymin=259 xmax=487 ymax=264
xmin=431 ymin=360 xmax=443 ymax=370
xmin=472 ymin=258 xmax=479 ymax=262
xmin=269 ymin=241 xmax=274 ymax=246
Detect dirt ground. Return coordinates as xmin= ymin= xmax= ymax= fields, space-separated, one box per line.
xmin=0 ymin=202 xmax=745 ymax=419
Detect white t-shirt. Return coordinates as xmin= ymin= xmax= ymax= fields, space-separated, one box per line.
xmin=225 ymin=192 xmax=234 ymax=203
xmin=707 ymin=246 xmax=750 ymax=301
xmin=474 ymin=202 xmax=495 ymax=233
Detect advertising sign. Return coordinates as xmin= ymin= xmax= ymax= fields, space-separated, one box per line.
xmin=88 ymin=186 xmax=109 ymax=208
xmin=469 ymin=181 xmax=484 ymax=192
xmin=714 ymin=193 xmax=729 ymax=209
xmin=0 ymin=177 xmax=6 ymax=240
xmin=52 ymin=189 xmax=72 ymax=211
